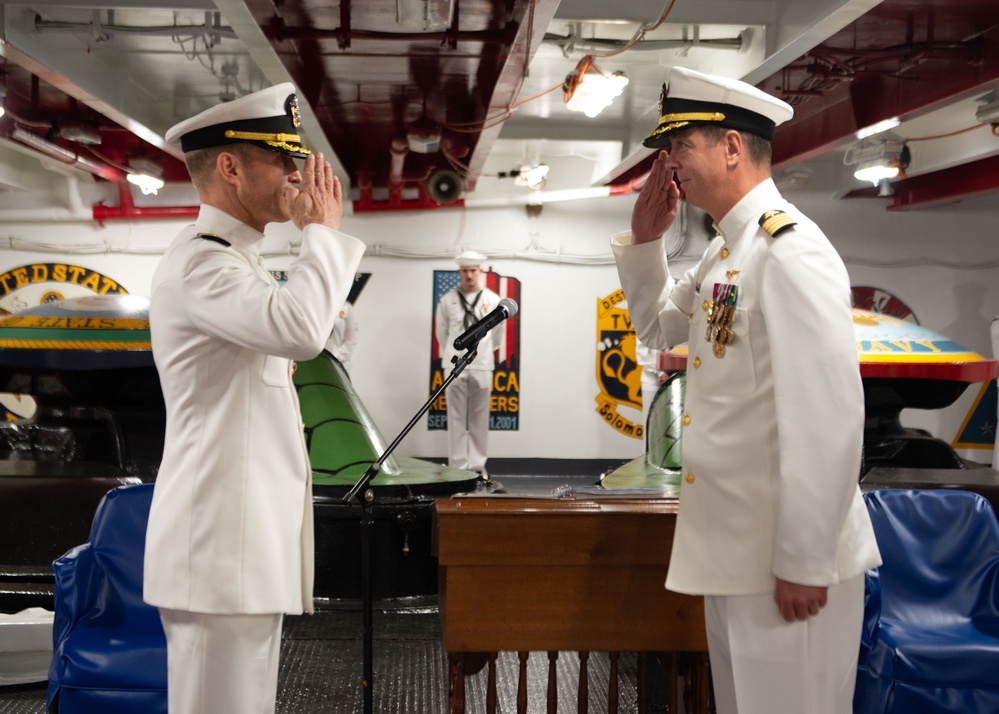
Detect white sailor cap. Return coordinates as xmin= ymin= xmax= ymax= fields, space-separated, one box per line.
xmin=454 ymin=251 xmax=487 ymax=267
xmin=644 ymin=66 xmax=793 ymax=148
xmin=164 ymin=82 xmax=311 ymax=158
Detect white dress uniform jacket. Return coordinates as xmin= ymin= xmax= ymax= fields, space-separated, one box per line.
xmin=612 ymin=179 xmax=881 ymax=596
xmin=144 ymin=205 xmax=365 ymax=615
xmin=435 ymin=287 xmax=505 ymax=371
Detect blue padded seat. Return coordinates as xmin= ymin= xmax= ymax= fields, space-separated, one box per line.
xmin=855 ymin=489 xmax=999 ymax=714
xmin=46 ymin=483 xmax=166 ymax=713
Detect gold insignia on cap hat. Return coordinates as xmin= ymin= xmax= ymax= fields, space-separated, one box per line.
xmin=661 ymin=111 xmax=727 ymax=124
xmin=643 ymin=67 xmax=793 ymax=149
xmin=286 ymin=94 xmax=302 ymax=129
xmin=647 ymin=111 xmax=728 ymax=140
xmin=164 ymin=83 xmax=312 ymax=158
xmin=222 ymin=130 xmax=310 ymax=156
xmin=219 ymin=92 xmax=310 ymax=155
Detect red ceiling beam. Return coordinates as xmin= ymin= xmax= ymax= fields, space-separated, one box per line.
xmin=862 ymin=152 xmax=999 ymax=210
xmin=770 ymin=18 xmax=999 ymax=170
xmin=772 ymin=70 xmax=999 ymax=170
xmin=607 ymin=30 xmax=999 ymax=186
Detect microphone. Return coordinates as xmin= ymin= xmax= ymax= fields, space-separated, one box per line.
xmin=453 ymin=297 xmax=518 ymax=351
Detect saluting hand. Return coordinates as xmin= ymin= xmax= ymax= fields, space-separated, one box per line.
xmin=288 ymin=153 xmax=344 ymax=231
xmin=631 ymin=150 xmax=680 ymax=244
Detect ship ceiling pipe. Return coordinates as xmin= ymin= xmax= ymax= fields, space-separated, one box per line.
xmin=92 ymin=182 xmax=199 ymax=226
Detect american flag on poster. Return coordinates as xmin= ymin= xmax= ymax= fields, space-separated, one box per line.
xmin=429 ymin=269 xmax=521 ymax=431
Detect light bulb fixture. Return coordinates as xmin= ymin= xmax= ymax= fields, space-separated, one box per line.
xmin=127 ymin=156 xmax=165 ymax=195
xmin=515 ymin=164 xmax=549 ymax=190
xmin=396 ymin=0 xmax=454 ymax=31
xmin=845 ymin=140 xmax=910 ymax=186
xmin=497 ymin=164 xmax=550 ymax=191
xmin=127 ymin=172 xmax=165 ymax=195
xmin=853 ymin=162 xmax=900 ymax=184
xmin=563 ymin=64 xmax=629 ymax=118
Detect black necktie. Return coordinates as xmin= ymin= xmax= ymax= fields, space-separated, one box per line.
xmin=458 ymin=290 xmax=482 ymax=330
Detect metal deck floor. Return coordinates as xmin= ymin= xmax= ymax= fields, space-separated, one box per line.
xmin=2 ymin=469 xmax=688 ymax=713
xmin=0 ymin=605 xmax=679 ymax=713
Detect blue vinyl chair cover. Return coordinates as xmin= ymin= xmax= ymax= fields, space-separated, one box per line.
xmin=855 ymin=489 xmax=999 ymax=713
xmin=46 ymin=483 xmax=166 ymax=713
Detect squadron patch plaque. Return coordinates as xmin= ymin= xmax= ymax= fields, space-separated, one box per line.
xmin=595 ymin=289 xmax=644 ymax=440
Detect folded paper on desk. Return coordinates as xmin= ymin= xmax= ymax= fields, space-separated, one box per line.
xmin=554 ymin=486 xmax=675 ymax=499
xmin=452 ymin=486 xmax=675 ymax=499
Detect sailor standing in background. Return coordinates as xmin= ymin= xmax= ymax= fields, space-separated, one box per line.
xmin=435 ymin=251 xmax=504 ymax=479
xmin=144 ymin=83 xmax=365 ymax=714
xmin=611 ymin=67 xmax=881 ymax=714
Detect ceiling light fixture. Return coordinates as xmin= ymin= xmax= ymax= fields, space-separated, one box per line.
xmin=396 ymin=0 xmax=455 ymax=32
xmin=126 ymin=173 xmax=165 ymax=195
xmin=854 ymin=161 xmax=900 ymax=184
xmin=127 ymin=156 xmax=165 ymax=195
xmin=515 ymin=164 xmax=549 ymax=191
xmin=845 ymin=140 xmax=910 ymax=187
xmin=563 ymin=60 xmax=629 ymax=118
xmin=497 ymin=164 xmax=550 ymax=191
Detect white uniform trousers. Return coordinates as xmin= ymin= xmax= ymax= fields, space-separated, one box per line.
xmin=159 ymin=608 xmax=283 ymax=714
xmin=703 ymin=575 xmax=864 ymax=714
xmin=445 ymin=369 xmax=492 ymax=471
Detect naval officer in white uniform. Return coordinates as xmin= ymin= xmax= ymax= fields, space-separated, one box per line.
xmin=611 ymin=67 xmax=881 ymax=714
xmin=143 ymin=83 xmax=365 ymax=714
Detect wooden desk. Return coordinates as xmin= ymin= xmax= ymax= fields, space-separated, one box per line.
xmin=434 ymin=496 xmax=708 ymax=713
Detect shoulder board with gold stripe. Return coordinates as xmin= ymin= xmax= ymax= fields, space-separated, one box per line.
xmin=196 ymin=233 xmax=231 ymax=247
xmin=758 ymin=210 xmax=796 ymax=237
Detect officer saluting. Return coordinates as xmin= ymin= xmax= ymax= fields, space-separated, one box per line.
xmin=144 ymin=83 xmax=365 ymax=714
xmin=611 ymin=67 xmax=881 ymax=714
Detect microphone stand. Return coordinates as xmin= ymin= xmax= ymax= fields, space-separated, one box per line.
xmin=343 ymin=342 xmax=480 ymax=714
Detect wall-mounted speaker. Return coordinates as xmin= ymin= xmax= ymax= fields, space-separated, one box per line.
xmin=425 ymin=169 xmax=464 ymax=204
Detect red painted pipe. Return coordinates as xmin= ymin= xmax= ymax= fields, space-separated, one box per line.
xmin=92 ymin=182 xmax=199 ymax=226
